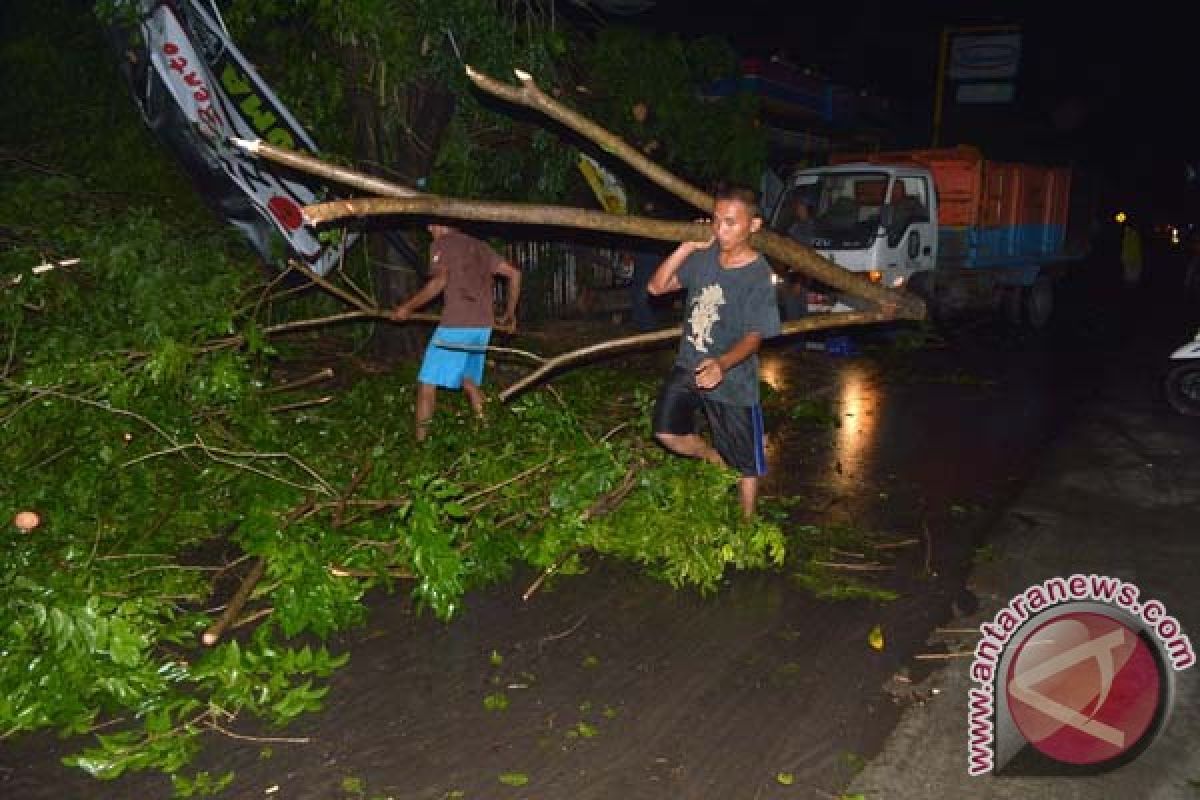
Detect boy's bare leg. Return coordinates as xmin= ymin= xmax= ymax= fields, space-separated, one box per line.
xmin=462 ymin=378 xmax=485 ymax=418
xmin=655 ymin=432 xmax=725 ymax=467
xmin=737 ymin=476 xmax=758 ymax=519
xmin=415 ymin=382 xmax=437 ymax=442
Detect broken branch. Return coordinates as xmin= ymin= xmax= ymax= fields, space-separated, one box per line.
xmin=302 ymin=195 xmax=920 ymax=317
xmin=230 ymin=137 xmax=422 ymax=199
xmin=237 ymin=138 xmax=921 ymax=316
xmin=464 ymin=66 xmax=712 ymax=212
xmin=203 ymin=558 xmax=265 ymax=646
xmin=498 ymin=309 xmax=900 ymax=401
xmin=261 ymin=367 xmax=335 ymax=394
xmin=461 ymin=65 xmax=925 ymax=318
xmin=305 ymin=195 xmax=704 ymax=243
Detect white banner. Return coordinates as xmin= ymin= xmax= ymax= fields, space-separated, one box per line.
xmin=137 ymin=0 xmax=351 ymax=274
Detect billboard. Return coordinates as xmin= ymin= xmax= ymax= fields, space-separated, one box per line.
xmin=112 ymin=0 xmax=352 ymax=274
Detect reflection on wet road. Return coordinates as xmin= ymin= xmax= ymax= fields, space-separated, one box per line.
xmin=761 ymin=333 xmax=1089 ymax=542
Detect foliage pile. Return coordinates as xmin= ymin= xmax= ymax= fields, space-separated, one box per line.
xmin=0 ymin=2 xmax=778 ymax=791
xmin=0 ymin=173 xmax=785 ymax=789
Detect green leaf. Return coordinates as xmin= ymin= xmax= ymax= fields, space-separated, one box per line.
xmin=498 ymin=772 xmax=529 ymax=787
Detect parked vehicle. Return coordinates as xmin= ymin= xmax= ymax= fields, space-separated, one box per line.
xmin=771 ymin=146 xmax=1096 ymax=328
xmin=1165 ymin=331 xmax=1200 ymax=415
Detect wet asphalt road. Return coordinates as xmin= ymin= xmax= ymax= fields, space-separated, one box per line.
xmin=7 ymin=257 xmax=1167 ymax=800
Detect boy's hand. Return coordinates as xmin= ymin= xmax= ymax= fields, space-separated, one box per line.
xmin=496 ymin=312 xmax=517 ymax=332
xmin=682 ymin=218 xmax=714 ymax=253
xmin=694 ymin=358 xmax=724 ymax=389
xmin=391 ymin=304 xmax=411 ymax=322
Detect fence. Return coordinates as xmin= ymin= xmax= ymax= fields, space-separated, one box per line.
xmin=505 ymin=241 xmax=633 ymax=320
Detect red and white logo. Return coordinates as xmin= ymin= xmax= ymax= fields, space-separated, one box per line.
xmin=1005 ymin=612 xmax=1163 ymax=766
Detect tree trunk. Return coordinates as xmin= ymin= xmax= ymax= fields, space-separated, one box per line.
xmin=341 ymin=42 xmax=456 ymax=360
xmin=302 ymin=194 xmax=924 ymax=319
xmin=374 ymin=79 xmax=456 ymax=360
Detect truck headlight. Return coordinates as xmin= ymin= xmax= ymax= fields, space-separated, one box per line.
xmin=868 ymin=270 xmax=883 ymax=283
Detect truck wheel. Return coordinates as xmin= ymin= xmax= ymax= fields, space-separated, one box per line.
xmin=906 ymin=272 xmax=940 ymax=319
xmin=1002 ymin=285 xmax=1023 ymax=326
xmin=1022 ymin=276 xmax=1054 ymax=330
xmin=1164 ymin=362 xmax=1200 ymax=416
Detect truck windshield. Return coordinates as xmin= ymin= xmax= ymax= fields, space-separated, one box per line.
xmin=774 ymin=171 xmax=889 ymax=250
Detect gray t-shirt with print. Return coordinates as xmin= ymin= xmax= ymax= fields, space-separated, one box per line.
xmin=675 ymin=245 xmax=781 ymax=406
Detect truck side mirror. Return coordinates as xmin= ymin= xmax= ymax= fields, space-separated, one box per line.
xmin=879 ymin=205 xmax=895 ymax=228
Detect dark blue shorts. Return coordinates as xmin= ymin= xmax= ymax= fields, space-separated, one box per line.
xmin=652 ymin=367 xmax=767 ymax=477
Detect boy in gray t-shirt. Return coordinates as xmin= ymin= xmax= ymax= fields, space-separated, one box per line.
xmin=647 ymin=184 xmax=782 ymax=518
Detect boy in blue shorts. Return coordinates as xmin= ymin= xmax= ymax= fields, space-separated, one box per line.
xmin=392 ymin=224 xmax=521 ymax=441
xmin=647 ymin=184 xmax=781 ymax=518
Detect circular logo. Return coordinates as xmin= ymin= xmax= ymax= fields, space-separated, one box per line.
xmin=1005 ymin=611 xmax=1166 ymax=767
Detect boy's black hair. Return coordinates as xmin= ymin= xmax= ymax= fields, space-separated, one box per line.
xmin=713 ymin=182 xmax=762 ymax=219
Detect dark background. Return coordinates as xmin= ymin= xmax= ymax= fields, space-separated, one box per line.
xmin=586 ymin=0 xmax=1195 ymax=224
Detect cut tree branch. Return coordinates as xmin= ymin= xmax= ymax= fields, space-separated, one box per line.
xmin=464 ymin=66 xmax=713 ymax=212
xmin=305 ymin=196 xmax=701 ymax=242
xmin=498 ymin=310 xmax=898 ymax=401
xmin=203 ymin=558 xmax=265 ymax=646
xmin=231 ymin=137 xmax=422 ymax=199
xmin=234 ymin=138 xmax=922 ymax=317
xmin=461 ymin=66 xmax=925 ymax=318
xmin=303 ymin=195 xmax=920 ymax=316
xmin=262 ymin=367 xmax=335 ymax=394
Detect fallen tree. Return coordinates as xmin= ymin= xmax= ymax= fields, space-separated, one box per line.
xmin=230 ymin=64 xmax=925 ymax=398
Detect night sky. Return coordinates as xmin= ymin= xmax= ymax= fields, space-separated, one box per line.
xmin=582 ymin=0 xmax=1195 ymax=220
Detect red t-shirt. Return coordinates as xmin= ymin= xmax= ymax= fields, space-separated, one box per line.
xmin=430 ymin=231 xmax=504 ymax=327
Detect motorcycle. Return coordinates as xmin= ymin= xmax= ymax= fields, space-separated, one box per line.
xmin=1164 ymin=330 xmax=1200 ymax=415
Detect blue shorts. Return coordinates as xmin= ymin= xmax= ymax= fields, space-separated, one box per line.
xmin=418 ymin=326 xmax=492 ymax=389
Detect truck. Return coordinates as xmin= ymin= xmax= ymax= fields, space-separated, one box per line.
xmin=771 ymin=145 xmax=1095 ymax=329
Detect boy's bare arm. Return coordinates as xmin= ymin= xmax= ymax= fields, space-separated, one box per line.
xmin=694 ymin=332 xmax=763 ymax=389
xmin=494 ymin=260 xmax=521 ymax=329
xmin=647 ymin=238 xmax=713 ymax=295
xmin=391 ymin=272 xmax=447 ymax=320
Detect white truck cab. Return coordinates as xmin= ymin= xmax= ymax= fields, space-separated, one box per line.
xmin=773 ymin=164 xmax=937 ymax=299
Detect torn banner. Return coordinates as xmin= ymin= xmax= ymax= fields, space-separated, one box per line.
xmin=111 ymin=0 xmax=352 ymax=275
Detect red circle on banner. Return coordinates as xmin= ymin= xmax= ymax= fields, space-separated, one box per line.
xmin=1005 ymin=612 xmax=1162 ymax=766
xmin=268 ymin=196 xmax=303 ymax=230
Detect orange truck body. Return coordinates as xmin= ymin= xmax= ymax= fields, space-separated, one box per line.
xmin=832 ymin=145 xmax=1086 ymax=270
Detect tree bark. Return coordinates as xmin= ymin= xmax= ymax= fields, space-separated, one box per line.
xmin=497 ymin=309 xmax=900 ymax=402
xmin=202 ymin=558 xmax=265 ymax=646
xmin=341 ymin=42 xmax=458 ymax=360
xmin=465 ymin=66 xmax=714 ymax=212
xmin=235 ymin=138 xmax=923 ymax=318
xmin=461 ymin=65 xmax=926 ymax=319
xmin=302 ymin=194 xmax=923 ymax=316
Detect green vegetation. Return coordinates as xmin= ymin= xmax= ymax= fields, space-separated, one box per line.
xmin=790 ymin=396 xmax=842 ymax=428
xmin=0 ymin=171 xmax=784 ymax=786
xmin=788 ymin=524 xmax=903 ymax=603
xmin=497 ymin=771 xmax=530 ymax=787
xmin=0 ymin=2 xmax=773 ymax=791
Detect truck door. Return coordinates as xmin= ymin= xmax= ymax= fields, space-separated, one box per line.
xmin=885 ymin=175 xmax=935 ymax=283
